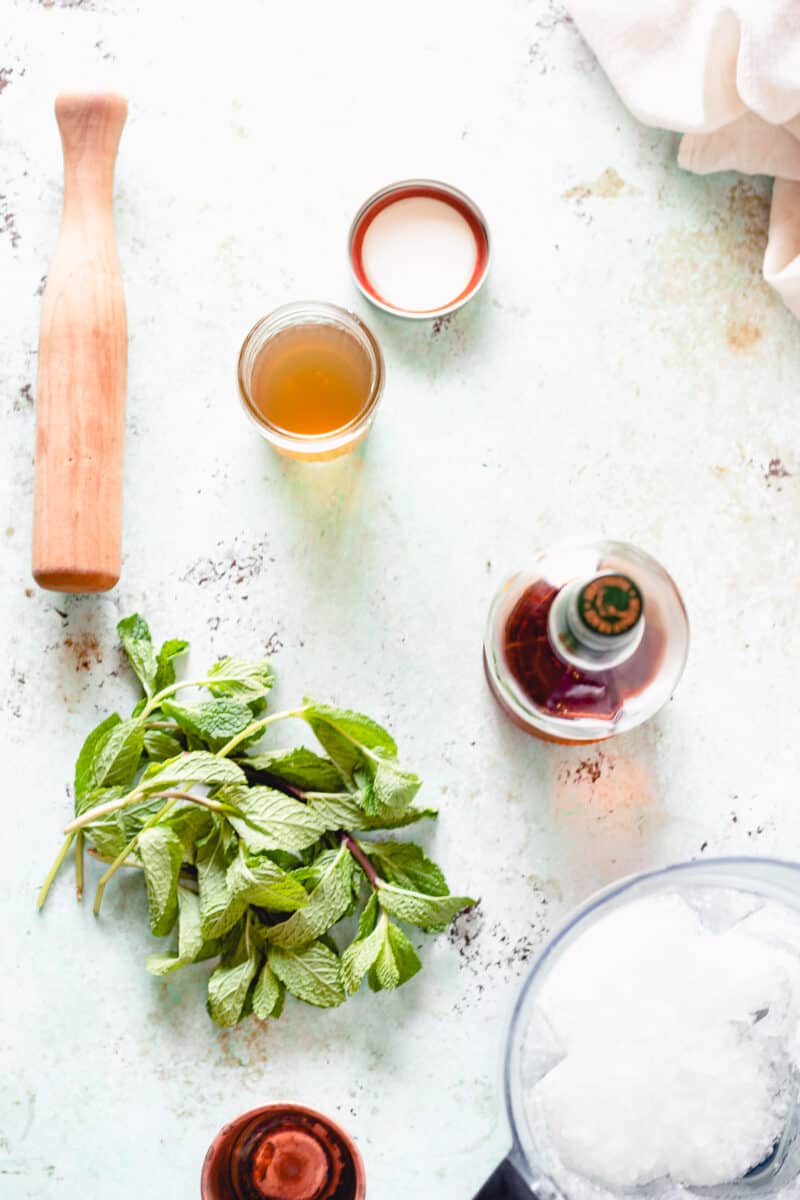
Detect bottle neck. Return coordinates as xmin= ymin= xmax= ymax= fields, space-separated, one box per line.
xmin=547 ymin=573 xmax=645 ymax=671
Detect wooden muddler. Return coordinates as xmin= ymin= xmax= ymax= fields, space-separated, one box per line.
xmin=32 ymin=92 xmax=128 ymax=593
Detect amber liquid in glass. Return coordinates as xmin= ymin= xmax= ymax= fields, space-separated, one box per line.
xmin=250 ymin=323 xmax=372 ymax=436
xmin=502 ymin=580 xmax=665 ymax=725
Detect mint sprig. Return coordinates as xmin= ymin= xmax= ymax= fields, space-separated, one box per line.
xmin=39 ymin=614 xmax=474 ymax=1027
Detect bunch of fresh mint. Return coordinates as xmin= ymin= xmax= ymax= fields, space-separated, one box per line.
xmin=39 ymin=615 xmax=473 ymax=1027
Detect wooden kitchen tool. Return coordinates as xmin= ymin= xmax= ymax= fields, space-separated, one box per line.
xmin=32 ymin=91 xmax=128 ymax=593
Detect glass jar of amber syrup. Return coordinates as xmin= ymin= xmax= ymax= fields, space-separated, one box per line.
xmin=237 ymin=302 xmax=384 ymax=462
xmin=483 ymin=540 xmax=689 ymax=744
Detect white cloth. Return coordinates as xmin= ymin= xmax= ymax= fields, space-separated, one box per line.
xmin=567 ymin=0 xmax=800 ymax=318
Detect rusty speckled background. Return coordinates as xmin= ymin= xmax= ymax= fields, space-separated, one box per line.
xmin=1 ymin=1 xmax=799 ymax=1197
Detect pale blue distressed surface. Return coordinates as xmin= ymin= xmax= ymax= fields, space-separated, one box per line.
xmin=1 ymin=2 xmax=799 ymax=1197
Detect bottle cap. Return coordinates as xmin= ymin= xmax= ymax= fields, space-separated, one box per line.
xmin=201 ymin=1104 xmax=366 ymax=1200
xmin=576 ymin=573 xmax=643 ymax=638
xmin=348 ymin=178 xmax=490 ymax=319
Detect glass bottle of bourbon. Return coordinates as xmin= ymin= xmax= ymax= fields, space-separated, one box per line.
xmin=483 ymin=540 xmax=689 ymax=744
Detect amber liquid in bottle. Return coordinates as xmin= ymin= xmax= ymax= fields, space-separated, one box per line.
xmin=503 ymin=580 xmax=666 ymax=720
xmin=250 ymin=323 xmax=372 ymax=436
xmin=485 ymin=543 xmax=689 ymax=743
xmin=499 ymin=578 xmax=665 ymax=738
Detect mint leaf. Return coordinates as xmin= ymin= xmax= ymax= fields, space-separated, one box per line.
xmin=305 ymin=703 xmax=397 ymax=758
xmin=243 ymin=747 xmax=342 ymax=792
xmin=207 ymin=657 xmax=274 ymax=703
xmin=266 ymin=845 xmax=353 ymax=948
xmin=377 ymin=882 xmax=475 ymax=933
xmin=207 ymin=939 xmax=260 ymax=1028
xmin=365 ymin=842 xmax=449 ymax=895
xmin=264 ymin=849 xmax=304 ymax=872
xmin=196 ymin=823 xmax=246 ymax=939
xmin=305 ymin=793 xmax=369 ymax=829
xmin=94 ymin=719 xmax=145 ymax=790
xmin=138 ymin=825 xmax=184 ymax=936
xmin=162 ymin=698 xmax=254 ymax=751
xmin=268 ymin=941 xmax=345 ymax=1008
xmin=303 ymin=702 xmax=419 ymax=817
xmin=74 ymin=714 xmax=122 ymax=807
xmin=304 ymin=702 xmax=396 ymax=785
xmin=227 ymin=846 xmax=309 ymax=912
xmin=146 ymin=955 xmax=179 ymax=978
xmin=43 ymin=614 xmax=473 ymax=1031
xmin=175 ymin=888 xmax=208 ymax=960
xmin=355 ymin=893 xmax=380 ymax=939
xmin=81 ymin=789 xmax=128 ymax=857
xmin=154 ymin=638 xmax=189 ymax=693
xmin=222 ymin=784 xmax=326 ymax=853
xmin=293 ymin=848 xmax=340 ymax=890
xmin=165 ymin=807 xmax=214 ymax=861
xmin=146 ymin=889 xmax=217 ymax=976
xmin=252 ymin=959 xmax=284 ymax=1020
xmin=368 ymin=921 xmax=422 ymax=991
xmin=370 ymin=760 xmax=421 ymax=813
xmin=139 ymin=752 xmax=245 ymax=792
xmin=306 ymin=794 xmax=438 ymax=831
xmin=117 ymin=614 xmax=158 ymax=697
xmin=143 ymin=729 xmax=184 ymax=761
xmin=366 ymin=806 xmax=439 ymax=829
xmin=342 ymin=901 xmax=422 ymax=994
xmin=75 ymin=718 xmax=144 ymax=813
xmin=341 ymin=899 xmax=384 ymax=993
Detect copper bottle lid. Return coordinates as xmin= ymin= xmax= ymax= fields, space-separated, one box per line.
xmin=201 ymin=1104 xmax=366 ymax=1200
xmin=348 ymin=178 xmax=490 ymax=319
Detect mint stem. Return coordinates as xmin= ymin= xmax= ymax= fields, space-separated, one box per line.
xmin=37 ymin=832 xmax=76 ymax=910
xmin=66 ymin=707 xmax=313 ymax=836
xmin=139 ymin=677 xmax=221 ymax=720
xmin=217 ymin=706 xmax=310 ymax=759
xmin=75 ymin=831 xmax=85 ymax=902
xmin=148 ymin=790 xmax=240 ymax=816
xmin=64 ymin=789 xmax=147 ymax=833
xmin=140 ymin=675 xmax=283 ymax=721
xmin=239 ymin=771 xmax=380 ymax=890
xmin=86 ymin=848 xmax=199 ymax=892
xmin=87 ymin=848 xmax=143 ymax=869
xmin=65 ymin=783 xmax=239 ymax=836
xmin=239 ymin=766 xmax=306 ymax=800
xmin=341 ymin=832 xmax=380 ymax=889
xmin=237 ymin=771 xmax=380 ymax=890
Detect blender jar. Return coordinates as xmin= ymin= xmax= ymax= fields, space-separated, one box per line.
xmin=473 ymin=859 xmax=800 ymax=1199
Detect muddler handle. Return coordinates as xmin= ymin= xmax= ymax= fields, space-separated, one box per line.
xmin=32 ymin=91 xmax=128 ymax=593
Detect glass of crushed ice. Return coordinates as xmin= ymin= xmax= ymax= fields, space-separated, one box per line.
xmin=473 ymin=859 xmax=800 ymax=1200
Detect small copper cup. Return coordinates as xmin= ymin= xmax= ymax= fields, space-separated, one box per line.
xmin=201 ymin=1104 xmax=366 ymax=1200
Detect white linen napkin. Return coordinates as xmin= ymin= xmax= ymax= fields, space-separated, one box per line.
xmin=567 ymin=0 xmax=800 ymax=318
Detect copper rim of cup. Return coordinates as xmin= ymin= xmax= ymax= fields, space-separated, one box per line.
xmin=348 ymin=178 xmax=491 ymax=319
xmin=236 ymin=301 xmax=385 ymax=457
xmin=200 ymin=1102 xmax=367 ymax=1200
